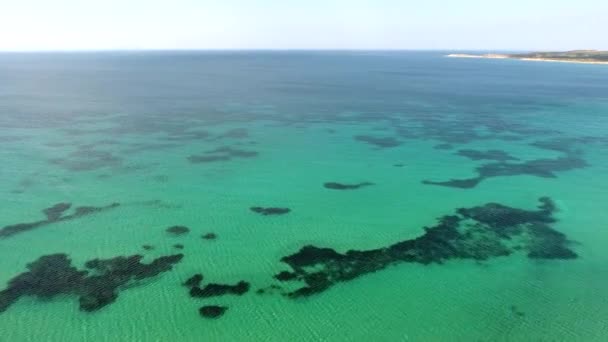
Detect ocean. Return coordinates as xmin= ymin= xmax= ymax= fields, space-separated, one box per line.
xmin=1 ymin=51 xmax=607 ymax=341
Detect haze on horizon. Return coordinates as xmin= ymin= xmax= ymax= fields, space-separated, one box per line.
xmin=1 ymin=0 xmax=606 ymax=52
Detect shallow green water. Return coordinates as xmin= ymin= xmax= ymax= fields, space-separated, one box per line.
xmin=1 ymin=52 xmax=608 ymax=341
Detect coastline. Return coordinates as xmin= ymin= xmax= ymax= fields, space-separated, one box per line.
xmin=447 ymin=53 xmax=509 ymax=59
xmin=446 ymin=53 xmax=608 ymax=65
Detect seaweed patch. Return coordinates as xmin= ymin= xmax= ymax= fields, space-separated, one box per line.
xmin=153 ymin=175 xmax=169 ymax=183
xmin=166 ymin=226 xmax=190 ymax=235
xmin=135 ymin=200 xmax=181 ymax=209
xmin=0 ymin=135 xmax=28 ymax=143
xmin=184 ymin=275 xmax=247 ymax=319
xmin=0 ymin=202 xmax=120 ymax=238
xmin=164 ymin=130 xmax=210 ymax=142
xmin=190 ymin=281 xmax=250 ymax=298
xmin=274 ymin=197 xmax=576 ymax=297
xmin=434 ymin=143 xmax=454 ymax=150
xmin=187 ymin=155 xmax=231 ymax=163
xmin=456 ymin=149 xmax=519 ymax=162
xmin=354 ymin=135 xmax=401 ymax=148
xmin=184 ymin=274 xmax=204 ymax=288
xmin=256 ymin=284 xmax=283 ymax=295
xmin=510 ymin=305 xmax=525 ymax=318
xmin=199 ymin=305 xmax=228 ymax=319
xmin=121 ymin=142 xmax=181 ymax=154
xmin=188 ymin=146 xmax=258 ymax=163
xmin=49 ymin=148 xmax=123 ymax=172
xmin=250 ymin=207 xmax=291 ymax=216
xmin=425 ymin=134 xmax=600 ymax=189
xmin=324 ymin=182 xmax=374 ymax=190
xmin=202 ymin=233 xmax=217 ymax=240
xmin=0 ymin=253 xmax=183 ymax=313
xmin=423 ymin=154 xmax=587 ymax=189
xmin=216 ymin=128 xmax=249 ymax=140
xmin=43 ymin=203 xmax=72 ymax=221
xmin=529 ymin=136 xmax=606 ymax=154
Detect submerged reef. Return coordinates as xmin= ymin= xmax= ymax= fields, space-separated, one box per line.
xmin=434 ymin=143 xmax=454 ymax=150
xmin=199 ymin=305 xmax=228 ymax=319
xmin=166 ymin=225 xmax=190 ymax=235
xmin=275 ymin=271 xmax=298 ymax=281
xmin=187 ymin=155 xmax=230 ymax=163
xmin=274 ymin=197 xmax=577 ymax=297
xmin=190 ymin=281 xmax=250 ymax=298
xmin=49 ymin=147 xmax=123 ymax=172
xmin=391 ymin=113 xmax=557 ymax=145
xmin=250 ymin=207 xmax=291 ymax=216
xmin=456 ymin=149 xmax=519 ymax=162
xmin=256 ymin=284 xmax=283 ymax=295
xmin=184 ymin=276 xmax=247 ymax=319
xmin=188 ymin=146 xmax=258 ymax=163
xmin=206 ymin=146 xmax=258 ymax=158
xmin=423 ymin=154 xmax=587 ymax=189
xmin=216 ymin=128 xmax=249 ymax=140
xmin=423 ymin=134 xmax=602 ymax=189
xmin=0 ymin=253 xmax=183 ymax=313
xmin=201 ymin=233 xmax=217 ymax=240
xmin=0 ymin=202 xmax=120 ymax=238
xmin=121 ymin=142 xmax=180 ymax=155
xmin=529 ymin=136 xmax=608 ymax=154
xmin=510 ymin=305 xmax=525 ymax=318
xmin=42 ymin=202 xmax=72 ymax=221
xmin=354 ymin=135 xmax=401 ymax=148
xmin=164 ymin=130 xmax=210 ymax=142
xmin=184 ymin=274 xmax=204 ymax=288
xmin=0 ymin=135 xmax=28 ymax=143
xmin=135 ymin=199 xmax=181 ymax=209
xmin=324 ymin=182 xmax=374 ymax=190
xmin=153 ymin=175 xmax=169 ymax=183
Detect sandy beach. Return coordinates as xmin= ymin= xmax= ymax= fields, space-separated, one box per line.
xmin=447 ymin=53 xmax=608 ymax=65
xmin=518 ymin=57 xmax=608 ymax=65
xmin=447 ymin=53 xmax=508 ymax=59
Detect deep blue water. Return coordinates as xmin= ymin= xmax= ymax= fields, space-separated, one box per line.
xmin=1 ymin=51 xmax=608 ymax=341
xmin=2 ymin=51 xmax=607 ymax=126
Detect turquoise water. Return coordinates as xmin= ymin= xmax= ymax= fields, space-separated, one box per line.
xmin=1 ymin=51 xmax=608 ymax=341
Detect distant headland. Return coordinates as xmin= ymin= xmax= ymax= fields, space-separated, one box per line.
xmin=447 ymin=50 xmax=608 ymax=65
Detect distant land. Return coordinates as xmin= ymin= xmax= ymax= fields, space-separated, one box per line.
xmin=447 ymin=50 xmax=608 ymax=65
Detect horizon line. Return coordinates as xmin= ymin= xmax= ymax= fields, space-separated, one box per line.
xmin=0 ymin=48 xmax=585 ymax=54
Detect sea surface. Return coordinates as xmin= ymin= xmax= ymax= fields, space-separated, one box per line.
xmin=1 ymin=51 xmax=607 ymax=341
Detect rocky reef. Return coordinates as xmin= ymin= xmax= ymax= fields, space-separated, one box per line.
xmin=201 ymin=233 xmax=217 ymax=240
xmin=166 ymin=225 xmax=190 ymax=235
xmin=0 ymin=253 xmax=183 ymax=313
xmin=354 ymin=135 xmax=401 ymax=148
xmin=199 ymin=305 xmax=228 ymax=319
xmin=423 ymin=155 xmax=587 ymax=189
xmin=190 ymin=281 xmax=250 ymax=298
xmin=456 ymin=149 xmax=519 ymax=162
xmin=250 ymin=207 xmax=291 ymax=216
xmin=0 ymin=202 xmax=120 ymax=238
xmin=274 ymin=197 xmax=577 ymax=297
xmin=183 ymin=274 xmax=204 ymax=288
xmin=323 ymin=182 xmax=374 ymax=190
xmin=188 ymin=146 xmax=258 ymax=163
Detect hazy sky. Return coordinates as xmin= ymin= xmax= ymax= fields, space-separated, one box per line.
xmin=1 ymin=0 xmax=606 ymax=51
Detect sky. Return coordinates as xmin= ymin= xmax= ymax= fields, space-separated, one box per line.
xmin=0 ymin=0 xmax=606 ymax=51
